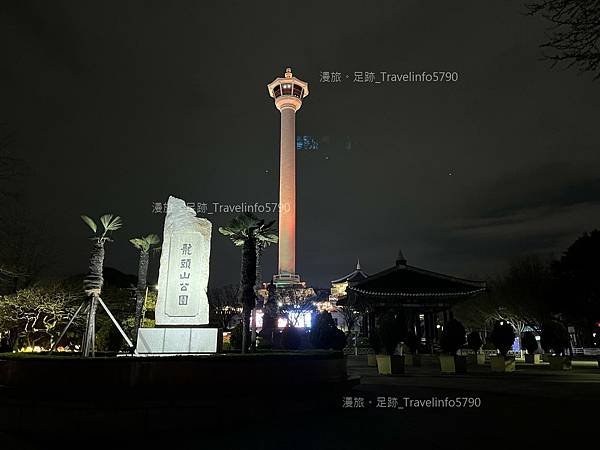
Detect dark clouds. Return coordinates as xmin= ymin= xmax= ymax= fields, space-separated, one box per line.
xmin=1 ymin=1 xmax=599 ymax=287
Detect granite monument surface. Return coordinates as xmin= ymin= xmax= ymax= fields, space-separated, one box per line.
xmin=136 ymin=196 xmax=221 ymax=354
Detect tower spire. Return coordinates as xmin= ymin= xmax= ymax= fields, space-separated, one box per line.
xmin=396 ymin=249 xmax=407 ymax=266
xmin=356 ymin=258 xmax=361 ymax=271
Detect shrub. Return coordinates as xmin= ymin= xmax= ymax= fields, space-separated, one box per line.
xmin=331 ymin=328 xmax=347 ymax=350
xmin=521 ymin=331 xmax=538 ymax=354
xmin=466 ymin=331 xmax=482 ymax=354
xmin=310 ymin=311 xmax=346 ymax=349
xmin=439 ymin=319 xmax=466 ymax=355
xmin=404 ymin=332 xmax=418 ymax=354
xmin=490 ymin=321 xmax=516 ymax=357
xmin=540 ymin=321 xmax=570 ymax=356
xmin=369 ymin=331 xmax=382 ymax=354
xmin=281 ymin=325 xmax=303 ymax=350
xmin=377 ymin=314 xmax=404 ymax=355
xmin=230 ymin=323 xmax=244 ymax=350
xmin=482 ymin=341 xmax=496 ymax=351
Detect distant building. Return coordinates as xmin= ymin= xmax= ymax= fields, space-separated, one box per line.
xmin=330 ymin=259 xmax=368 ymax=301
xmin=313 ymin=259 xmax=368 ymax=332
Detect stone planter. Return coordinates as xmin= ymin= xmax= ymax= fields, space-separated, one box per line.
xmin=467 ymin=353 xmax=486 ymax=366
xmin=404 ymin=353 xmax=421 ymax=367
xmin=525 ymin=353 xmax=541 ymax=364
xmin=367 ymin=353 xmax=377 ymax=367
xmin=547 ymin=355 xmax=572 ymax=370
xmin=439 ymin=355 xmax=467 ymax=374
xmin=490 ymin=355 xmax=515 ymax=372
xmin=376 ymin=354 xmax=405 ymax=375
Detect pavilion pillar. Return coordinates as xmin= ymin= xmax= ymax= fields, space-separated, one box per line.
xmin=361 ymin=312 xmax=368 ymax=337
xmin=424 ymin=312 xmax=434 ymax=353
xmin=367 ymin=310 xmax=376 ymax=339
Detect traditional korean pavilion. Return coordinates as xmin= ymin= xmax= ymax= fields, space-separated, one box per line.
xmin=339 ymin=251 xmax=487 ymax=351
xmin=330 ymin=259 xmax=368 ymax=300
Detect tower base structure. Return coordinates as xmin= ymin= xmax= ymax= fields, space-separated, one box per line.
xmin=272 ymin=272 xmax=304 ymax=288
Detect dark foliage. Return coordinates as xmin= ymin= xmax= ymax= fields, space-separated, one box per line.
xmin=377 ymin=314 xmax=404 ymax=355
xmin=404 ymin=331 xmax=418 ymax=354
xmin=551 ymin=230 xmax=600 ymax=345
xmin=369 ymin=330 xmax=382 ymax=354
xmin=521 ymin=331 xmax=539 ymax=354
xmin=230 ymin=322 xmax=249 ymax=351
xmin=281 ymin=325 xmax=303 ymax=350
xmin=490 ymin=321 xmax=516 ymax=357
xmin=310 ymin=311 xmax=346 ymax=350
xmin=439 ymin=319 xmax=466 ymax=355
xmin=540 ymin=320 xmax=571 ymax=355
xmin=466 ymin=331 xmax=482 ymax=353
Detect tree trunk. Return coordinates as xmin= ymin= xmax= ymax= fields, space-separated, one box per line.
xmin=133 ymin=250 xmax=150 ymax=341
xmin=250 ymin=244 xmax=264 ymax=351
xmin=82 ymin=240 xmax=105 ymax=357
xmin=239 ymin=238 xmax=257 ymax=354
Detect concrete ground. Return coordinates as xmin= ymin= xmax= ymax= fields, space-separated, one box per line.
xmin=1 ymin=355 xmax=598 ymax=449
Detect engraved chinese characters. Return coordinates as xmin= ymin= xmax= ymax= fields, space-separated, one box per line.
xmin=155 ymin=196 xmax=212 ymax=326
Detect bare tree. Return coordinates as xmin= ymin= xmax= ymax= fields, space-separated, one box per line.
xmin=0 ymin=285 xmax=83 ymax=350
xmin=338 ymin=305 xmax=359 ymax=334
xmin=277 ymin=287 xmax=316 ymax=327
xmin=527 ymin=1 xmax=600 ymax=78
xmin=208 ymin=284 xmax=241 ymax=329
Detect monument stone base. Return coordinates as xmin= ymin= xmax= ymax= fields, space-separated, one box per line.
xmin=136 ymin=328 xmax=221 ymax=355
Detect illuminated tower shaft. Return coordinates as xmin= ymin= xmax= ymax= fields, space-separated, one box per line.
xmin=267 ymin=68 xmax=309 ymax=285
xmin=278 ymin=106 xmax=296 ymax=276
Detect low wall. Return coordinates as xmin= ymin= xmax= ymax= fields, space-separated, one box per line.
xmin=0 ymin=351 xmax=347 ymax=389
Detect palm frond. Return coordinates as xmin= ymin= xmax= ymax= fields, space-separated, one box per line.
xmin=80 ymin=215 xmax=97 ymax=234
xmin=130 ymin=238 xmax=148 ymax=251
xmin=100 ymin=214 xmax=123 ymax=232
xmin=100 ymin=214 xmax=114 ymax=231
xmin=145 ymin=234 xmax=160 ymax=245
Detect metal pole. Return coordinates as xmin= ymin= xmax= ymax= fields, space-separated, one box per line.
xmin=50 ymin=300 xmax=87 ymax=354
xmin=97 ymin=296 xmax=135 ymax=349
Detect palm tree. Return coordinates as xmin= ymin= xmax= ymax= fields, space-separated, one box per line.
xmin=129 ymin=234 xmax=160 ymax=340
xmin=80 ymin=214 xmax=122 ymax=357
xmin=219 ymin=213 xmax=277 ymax=353
xmin=252 ymin=238 xmax=277 ymax=348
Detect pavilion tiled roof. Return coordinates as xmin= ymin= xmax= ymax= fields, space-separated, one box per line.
xmin=345 ymin=254 xmax=486 ymax=301
xmin=331 ymin=259 xmax=368 ymax=284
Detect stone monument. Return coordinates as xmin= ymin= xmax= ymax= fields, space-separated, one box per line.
xmin=136 ymin=196 xmax=221 ymax=354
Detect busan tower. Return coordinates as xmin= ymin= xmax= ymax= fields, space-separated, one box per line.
xmin=267 ymin=68 xmax=309 ymax=287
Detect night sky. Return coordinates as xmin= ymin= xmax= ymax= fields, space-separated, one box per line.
xmin=1 ymin=1 xmax=599 ymax=288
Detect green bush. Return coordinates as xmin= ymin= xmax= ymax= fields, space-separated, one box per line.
xmin=490 ymin=321 xmax=515 ymax=357
xmin=230 ymin=323 xmax=248 ymax=351
xmin=466 ymin=331 xmax=482 ymax=354
xmin=310 ymin=311 xmax=346 ymax=350
xmin=521 ymin=331 xmax=538 ymax=354
xmin=377 ymin=314 xmax=404 ymax=355
xmin=281 ymin=326 xmax=303 ymax=350
xmin=368 ymin=331 xmax=382 ymax=354
xmin=439 ymin=319 xmax=465 ymax=355
xmin=540 ymin=321 xmax=570 ymax=356
xmin=404 ymin=332 xmax=418 ymax=354
xmin=331 ymin=327 xmax=347 ymax=351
